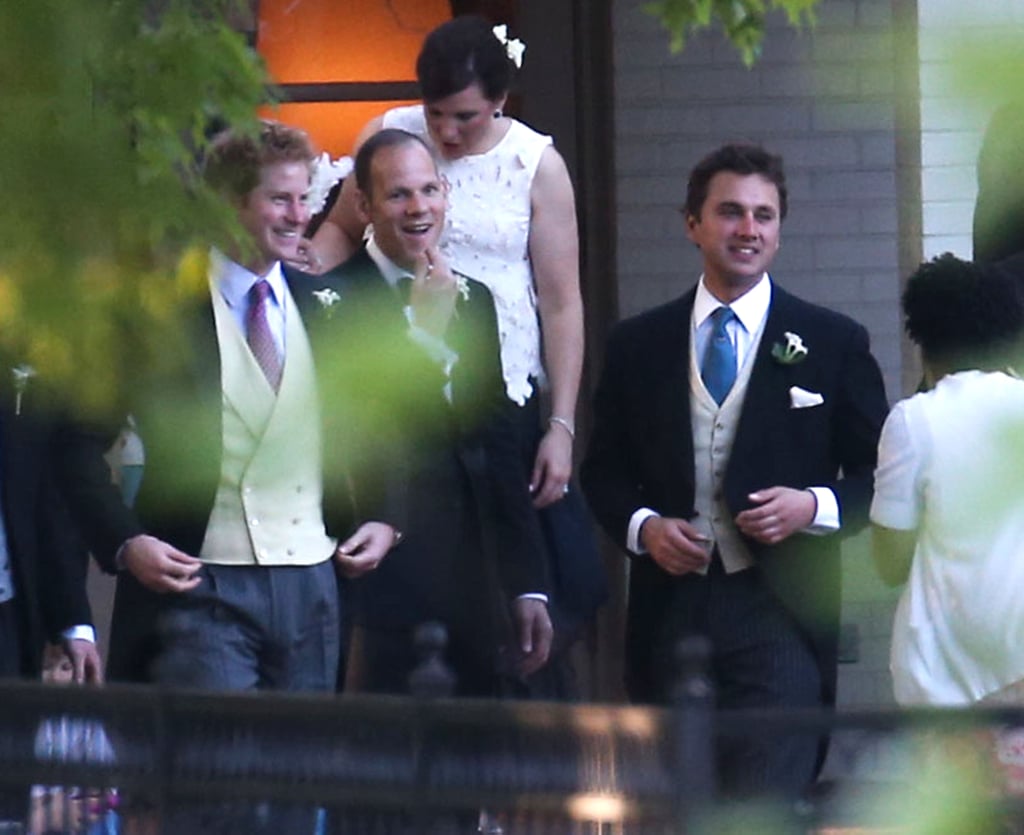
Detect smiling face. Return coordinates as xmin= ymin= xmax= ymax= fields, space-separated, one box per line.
xmin=423 ymin=81 xmax=506 ymax=160
xmin=234 ymin=160 xmax=311 ymax=276
xmin=359 ymin=140 xmax=446 ymax=270
xmin=686 ymin=171 xmax=782 ymax=302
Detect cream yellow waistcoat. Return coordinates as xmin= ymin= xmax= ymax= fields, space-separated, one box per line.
xmin=198 ymin=281 xmax=335 ymax=566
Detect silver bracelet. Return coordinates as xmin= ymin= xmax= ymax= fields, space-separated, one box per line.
xmin=548 ymin=416 xmax=576 ymax=441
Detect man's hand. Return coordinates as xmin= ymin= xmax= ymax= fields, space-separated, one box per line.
xmin=334 ymin=521 xmax=398 ymax=578
xmin=640 ymin=516 xmax=712 ymax=575
xmin=511 ymin=597 xmax=553 ymax=677
xmin=734 ymin=486 xmax=817 ymax=545
xmin=530 ymin=425 xmax=573 ymax=508
xmin=64 ymin=638 xmax=103 ymax=685
xmin=408 ymin=247 xmax=458 ymax=338
xmin=122 ymin=534 xmax=202 ymax=594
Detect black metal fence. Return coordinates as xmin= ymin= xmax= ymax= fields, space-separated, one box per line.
xmin=3 ymin=640 xmax=1023 ymax=834
xmin=0 ymin=679 xmax=683 ymax=834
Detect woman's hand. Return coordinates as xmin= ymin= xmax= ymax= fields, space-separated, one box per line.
xmin=284 ymin=238 xmax=326 ymax=274
xmin=530 ymin=422 xmax=573 ymax=507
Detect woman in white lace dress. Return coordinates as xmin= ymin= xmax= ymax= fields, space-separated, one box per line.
xmin=311 ymin=15 xmax=584 ymax=510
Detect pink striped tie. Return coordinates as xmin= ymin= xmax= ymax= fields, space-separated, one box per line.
xmin=246 ymin=280 xmax=282 ymax=392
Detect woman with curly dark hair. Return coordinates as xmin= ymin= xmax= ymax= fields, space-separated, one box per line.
xmin=871 ymin=253 xmax=1024 ymax=705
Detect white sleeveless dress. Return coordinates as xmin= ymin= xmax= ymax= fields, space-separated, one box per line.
xmin=382 ymin=105 xmax=552 ymax=406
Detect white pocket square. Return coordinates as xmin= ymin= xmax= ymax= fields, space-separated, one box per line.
xmin=789 ymin=385 xmax=824 ymax=409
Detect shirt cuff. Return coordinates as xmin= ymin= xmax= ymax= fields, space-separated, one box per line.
xmin=805 ymin=487 xmax=840 ymax=534
xmin=516 ymin=593 xmax=549 ymax=604
xmin=114 ymin=541 xmax=129 ymax=572
xmin=627 ymin=508 xmax=660 ymax=554
xmin=62 ymin=625 xmax=96 ymax=644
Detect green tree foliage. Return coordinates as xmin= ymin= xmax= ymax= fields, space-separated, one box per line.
xmin=644 ymin=0 xmax=821 ymax=66
xmin=0 ymin=0 xmax=269 ymax=414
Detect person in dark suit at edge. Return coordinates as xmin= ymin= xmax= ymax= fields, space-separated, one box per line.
xmin=581 ymin=143 xmax=889 ymax=799
xmin=0 ymin=370 xmax=100 ymax=825
xmin=0 ymin=377 xmax=99 ymax=683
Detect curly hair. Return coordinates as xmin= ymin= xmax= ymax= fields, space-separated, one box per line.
xmin=203 ymin=120 xmax=314 ymax=200
xmin=685 ymin=143 xmax=788 ymax=221
xmin=903 ymin=252 xmax=1024 ymax=372
xmin=416 ymin=15 xmax=515 ymax=103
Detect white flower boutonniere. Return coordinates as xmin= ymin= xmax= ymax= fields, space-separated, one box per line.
xmin=771 ymin=331 xmax=808 ymax=365
xmin=312 ymin=287 xmax=342 ymax=318
xmin=456 ymin=275 xmax=471 ymax=302
xmin=12 ymin=364 xmax=36 ymax=416
xmin=492 ymin=24 xmax=526 ymax=68
xmin=307 ymin=153 xmax=353 ymax=216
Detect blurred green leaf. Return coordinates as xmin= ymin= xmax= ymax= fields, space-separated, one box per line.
xmin=644 ymin=0 xmax=819 ymax=66
xmin=0 ymin=0 xmax=271 ymax=415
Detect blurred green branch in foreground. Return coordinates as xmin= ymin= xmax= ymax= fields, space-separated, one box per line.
xmin=0 ymin=0 xmax=270 ymax=416
xmin=644 ymin=0 xmax=820 ymax=66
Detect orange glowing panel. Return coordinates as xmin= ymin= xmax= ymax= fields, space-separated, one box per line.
xmin=257 ymin=0 xmax=449 ymax=157
xmin=258 ymin=0 xmax=451 ymax=83
xmin=259 ymin=100 xmax=419 ymax=157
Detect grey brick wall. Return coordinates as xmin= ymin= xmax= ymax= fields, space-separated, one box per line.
xmin=612 ymin=0 xmax=903 ymax=399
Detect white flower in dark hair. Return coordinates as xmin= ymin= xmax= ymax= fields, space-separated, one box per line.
xmin=307 ymin=153 xmax=353 ymax=215
xmin=492 ymin=24 xmax=526 ymax=68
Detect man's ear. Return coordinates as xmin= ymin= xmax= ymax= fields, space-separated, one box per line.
xmin=684 ymin=212 xmax=700 ymax=244
xmin=354 ymin=188 xmax=372 ymax=226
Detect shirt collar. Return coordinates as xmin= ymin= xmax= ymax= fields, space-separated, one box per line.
xmin=693 ymin=273 xmax=772 ymax=334
xmin=366 ymin=236 xmax=411 ymax=289
xmin=210 ymin=248 xmax=287 ymax=313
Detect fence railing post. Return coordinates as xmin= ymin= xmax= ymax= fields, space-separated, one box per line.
xmin=673 ymin=635 xmax=715 ymax=831
xmin=408 ymin=620 xmax=456 ymax=699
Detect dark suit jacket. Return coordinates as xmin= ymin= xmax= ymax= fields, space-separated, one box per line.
xmin=0 ymin=382 xmax=92 ymax=677
xmin=57 ymin=264 xmax=360 ymax=682
xmin=581 ymin=283 xmax=889 ymax=703
xmin=324 ymin=248 xmax=548 ymax=640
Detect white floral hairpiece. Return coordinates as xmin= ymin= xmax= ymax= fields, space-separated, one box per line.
xmin=307 ymin=152 xmax=353 ymax=216
xmin=492 ymin=24 xmax=526 ymax=69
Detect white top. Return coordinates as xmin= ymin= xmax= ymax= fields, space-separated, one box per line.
xmin=382 ymin=105 xmax=552 ymax=404
xmin=871 ymin=370 xmax=1024 ymax=705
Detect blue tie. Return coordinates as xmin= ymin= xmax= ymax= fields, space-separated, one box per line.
xmin=701 ymin=307 xmax=737 ymax=405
